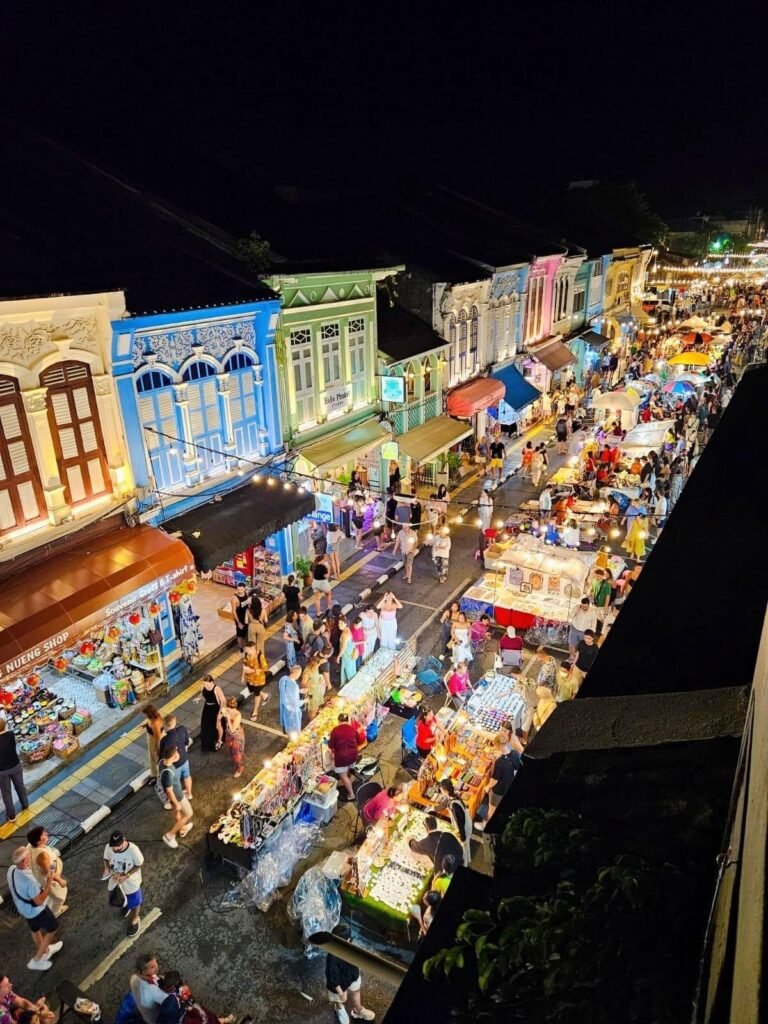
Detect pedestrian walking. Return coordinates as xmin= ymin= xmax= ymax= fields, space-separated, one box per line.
xmin=478 ymin=488 xmax=493 ymax=530
xmin=278 ymin=664 xmax=304 ymax=736
xmin=326 ymin=523 xmax=343 ymax=578
xmin=520 ymin=441 xmax=533 ymax=478
xmin=223 ymin=697 xmax=245 ymax=779
xmin=141 ymin=705 xmax=164 ymax=778
xmin=282 ymin=573 xmax=301 ymax=616
xmin=311 ymin=554 xmax=333 ymax=615
xmin=538 ymin=485 xmax=552 ymax=521
xmin=193 ymin=674 xmax=225 ymax=751
xmin=570 ymin=630 xmax=599 ymax=691
xmin=130 ymin=954 xmax=166 ymax=1024
xmin=26 ymin=826 xmax=68 ymax=917
xmin=0 ymin=716 xmax=29 ymax=824
xmin=246 ymin=592 xmax=267 ymax=659
xmin=229 ymin=584 xmax=251 ymax=652
xmin=302 ymin=653 xmax=329 ymax=720
xmin=283 ymin=609 xmax=301 ymax=668
xmin=392 ymin=522 xmax=418 ymax=583
xmin=325 ymin=923 xmax=376 ymax=1022
xmin=102 ymin=829 xmax=144 ymax=936
xmin=431 ymin=529 xmax=451 ymax=583
xmin=531 ymin=445 xmax=545 ymax=487
xmin=489 ymin=438 xmax=506 ymax=481
xmin=567 ymin=597 xmax=597 ymax=664
xmin=328 ymin=713 xmax=361 ymax=801
xmin=376 ymin=592 xmax=403 ymax=650
xmin=159 ymin=747 xmax=194 ymax=849
xmin=555 ymin=416 xmax=568 ymax=455
xmin=158 ymin=714 xmax=193 ymax=801
xmin=7 ymin=846 xmax=63 ymax=970
xmin=242 ymin=641 xmax=268 ymax=721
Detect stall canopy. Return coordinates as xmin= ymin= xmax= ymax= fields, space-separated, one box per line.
xmin=491 ymin=364 xmax=541 ymax=411
xmin=396 ymin=415 xmax=472 ymax=465
xmin=298 ymin=418 xmax=390 ymax=473
xmin=445 ymin=377 xmax=505 ymax=418
xmin=578 ymin=330 xmax=611 ymax=351
xmin=527 ymin=336 xmax=578 ymax=372
xmin=0 ymin=526 xmax=194 ymax=679
xmin=166 ymin=479 xmax=315 ymax=572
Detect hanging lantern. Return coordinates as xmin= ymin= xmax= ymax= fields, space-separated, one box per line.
xmin=148 ymin=601 xmax=161 ymax=616
xmin=107 ymin=626 xmax=121 ymax=643
xmin=79 ymin=640 xmax=95 ymax=656
xmin=53 ymin=656 xmax=68 ymax=672
xmin=185 ymin=578 xmax=197 ymax=594
xmin=128 ymin=612 xmax=142 ymax=626
xmin=168 ymin=590 xmax=181 ymax=606
xmin=0 ymin=689 xmax=13 ymax=707
xmin=26 ymin=672 xmax=41 ymax=688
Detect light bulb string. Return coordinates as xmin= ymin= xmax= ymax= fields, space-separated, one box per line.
xmin=143 ymin=425 xmax=676 ymax=526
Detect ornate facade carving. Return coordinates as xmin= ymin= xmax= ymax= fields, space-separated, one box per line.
xmin=93 ymin=376 xmax=114 ymax=396
xmin=133 ymin=319 xmax=257 ymax=369
xmin=52 ymin=316 xmax=99 ymax=354
xmin=0 ymin=323 xmax=56 ymax=368
xmin=490 ymin=273 xmax=520 ymax=301
xmin=23 ymin=388 xmax=49 ymax=413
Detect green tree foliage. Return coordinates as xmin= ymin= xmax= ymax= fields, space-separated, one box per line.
xmin=236 ymin=230 xmax=271 ymax=273
xmin=562 ymin=182 xmax=668 ymax=247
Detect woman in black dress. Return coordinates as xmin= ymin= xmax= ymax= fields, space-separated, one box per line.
xmin=194 ymin=673 xmax=226 ymax=751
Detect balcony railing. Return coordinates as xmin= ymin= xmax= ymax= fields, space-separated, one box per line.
xmin=391 ymin=393 xmax=439 ymax=434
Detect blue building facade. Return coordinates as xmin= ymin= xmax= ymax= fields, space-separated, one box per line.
xmin=570 ymin=255 xmax=611 ymax=383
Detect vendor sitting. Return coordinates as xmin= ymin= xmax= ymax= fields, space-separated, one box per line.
xmin=362 ymin=784 xmax=404 ymax=826
xmin=445 ymin=661 xmax=472 ymax=703
xmin=499 ymin=626 xmax=523 ymax=653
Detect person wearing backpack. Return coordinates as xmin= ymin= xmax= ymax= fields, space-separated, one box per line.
xmin=6 ymin=845 xmax=63 ymax=970
xmin=102 ymin=829 xmax=144 ymax=937
xmin=158 ymin=746 xmax=193 ymax=850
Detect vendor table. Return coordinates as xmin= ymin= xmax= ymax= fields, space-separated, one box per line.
xmin=465 ymin=675 xmax=527 ymax=734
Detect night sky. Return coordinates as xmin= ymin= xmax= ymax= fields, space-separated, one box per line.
xmin=4 ymin=1 xmax=766 ymax=217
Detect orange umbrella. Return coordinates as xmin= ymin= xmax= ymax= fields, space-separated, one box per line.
xmin=682 ymin=331 xmax=712 ymax=347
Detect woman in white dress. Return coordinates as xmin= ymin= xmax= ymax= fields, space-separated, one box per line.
xmin=360 ymin=604 xmax=379 ymax=660
xmin=450 ymin=611 xmax=473 ymax=664
xmin=376 ymin=592 xmax=403 ymax=650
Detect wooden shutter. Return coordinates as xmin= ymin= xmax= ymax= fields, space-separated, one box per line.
xmin=0 ymin=377 xmax=45 ymax=534
xmin=42 ymin=362 xmax=111 ymax=506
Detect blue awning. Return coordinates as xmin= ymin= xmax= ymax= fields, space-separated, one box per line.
xmin=492 ymin=364 xmax=541 ymax=411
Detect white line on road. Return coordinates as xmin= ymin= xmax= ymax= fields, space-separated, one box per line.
xmin=79 ymin=907 xmax=163 ymax=990
xmin=398 ymin=600 xmax=439 ymax=611
xmin=242 ymin=718 xmax=284 ymax=737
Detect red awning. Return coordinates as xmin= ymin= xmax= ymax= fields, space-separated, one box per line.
xmin=0 ymin=525 xmax=194 ymax=681
xmin=446 ymin=377 xmax=505 ymax=418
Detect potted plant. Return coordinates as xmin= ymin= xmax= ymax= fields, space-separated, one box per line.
xmin=294 ymin=555 xmax=313 ymax=588
xmin=436 ymin=453 xmax=450 ymax=489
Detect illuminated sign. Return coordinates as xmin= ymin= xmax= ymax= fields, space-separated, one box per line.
xmin=381 ymin=441 xmax=400 ymax=462
xmin=380 ymin=375 xmax=405 ymax=403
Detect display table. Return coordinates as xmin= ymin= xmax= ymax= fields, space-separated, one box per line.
xmin=548 ymin=465 xmax=581 ymax=487
xmin=342 ymin=806 xmax=437 ymax=933
xmin=465 ymin=676 xmax=527 ymax=734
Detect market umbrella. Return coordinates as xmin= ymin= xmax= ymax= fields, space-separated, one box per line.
xmin=591 ymin=391 xmax=641 ymax=411
xmin=679 ymin=316 xmax=709 ymax=330
xmin=675 ymin=371 xmax=707 ymax=385
xmin=681 ymin=331 xmax=713 ymax=347
xmin=661 ymin=380 xmax=695 ymax=397
xmin=667 ymin=351 xmax=711 ymax=367
xmin=720 ymin=320 xmax=733 ymax=333
xmin=643 ymin=373 xmax=662 ymax=385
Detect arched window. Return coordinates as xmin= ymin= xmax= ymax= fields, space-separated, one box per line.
xmin=458 ymin=310 xmax=468 ymax=376
xmin=447 ymin=315 xmax=456 ymax=381
xmin=40 ymin=361 xmax=111 ymax=506
xmin=135 ymin=369 xmax=183 ymax=490
xmin=469 ymin=307 xmax=479 ymax=371
xmin=225 ymin=352 xmax=261 ymax=458
xmin=0 ymin=376 xmax=44 ymax=534
xmin=563 ymin=279 xmax=570 ymax=317
xmin=423 ymin=358 xmax=433 ymax=395
xmin=406 ymin=363 xmax=416 ymax=398
xmin=182 ymin=361 xmax=224 ymax=477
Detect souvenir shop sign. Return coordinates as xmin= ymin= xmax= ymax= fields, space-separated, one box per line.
xmin=102 ymin=564 xmax=195 ymax=620
xmin=1 ymin=630 xmax=73 ymax=681
xmin=323 ymin=384 xmax=352 ymax=415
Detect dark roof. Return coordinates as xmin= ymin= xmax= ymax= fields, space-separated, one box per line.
xmin=163 ymin=479 xmax=314 ymax=572
xmin=581 ymin=363 xmax=768 ymax=698
xmin=376 ymin=295 xmax=447 ymax=362
xmin=0 ymin=126 xmax=276 ymax=314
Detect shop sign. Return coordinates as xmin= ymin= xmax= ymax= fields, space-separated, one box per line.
xmin=308 ymin=491 xmax=334 ymax=524
xmin=380 ymin=375 xmax=405 ymax=403
xmin=381 ymin=440 xmax=399 ymax=462
xmin=102 ymin=564 xmax=196 ymax=621
xmin=323 ymin=384 xmax=352 ymax=415
xmin=1 ymin=630 xmax=72 ymax=681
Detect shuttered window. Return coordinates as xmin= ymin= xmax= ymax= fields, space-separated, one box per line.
xmin=135 ymin=370 xmax=183 ymax=489
xmin=0 ymin=377 xmax=45 ymax=534
xmin=41 ymin=361 xmax=111 ymax=506
xmin=224 ymin=353 xmax=260 ymax=458
xmin=183 ymin=363 xmax=224 ymax=477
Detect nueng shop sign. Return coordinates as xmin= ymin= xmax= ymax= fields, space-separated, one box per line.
xmin=0 ymin=564 xmax=194 ymax=681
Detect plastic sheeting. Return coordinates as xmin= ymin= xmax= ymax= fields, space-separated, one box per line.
xmin=221 ymin=821 xmax=321 ymax=912
xmin=288 ymin=865 xmax=343 ymax=958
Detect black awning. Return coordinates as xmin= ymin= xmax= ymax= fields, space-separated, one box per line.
xmin=579 ymin=330 xmax=611 ymax=350
xmin=164 ymin=480 xmax=315 ymax=571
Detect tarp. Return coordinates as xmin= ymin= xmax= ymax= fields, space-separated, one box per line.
xmin=527 ymin=336 xmax=577 ymax=371
xmin=445 ymin=377 xmax=505 ymax=417
xmin=491 ymin=364 xmax=541 ymax=411
xmin=0 ymin=526 xmax=195 ymax=679
xmin=396 ymin=415 xmax=473 ymax=465
xmin=578 ymin=330 xmax=611 ymax=351
xmin=299 ymin=418 xmax=390 ymax=473
xmin=166 ymin=479 xmax=315 ymax=572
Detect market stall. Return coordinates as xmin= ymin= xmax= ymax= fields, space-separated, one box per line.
xmin=342 ymin=805 xmax=439 ymax=934
xmin=0 ymin=526 xmax=196 ymax=778
xmin=207 ymin=646 xmax=409 ymax=872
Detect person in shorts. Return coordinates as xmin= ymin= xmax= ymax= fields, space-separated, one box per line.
xmin=311 ymin=555 xmax=332 ymax=616
xmin=158 ymin=714 xmax=193 ymax=800
xmin=159 ymin=746 xmax=193 ymax=850
xmin=328 ymin=713 xmax=360 ymax=801
xmin=325 ymin=923 xmax=375 ymax=1022
xmin=7 ymin=846 xmax=63 ymax=970
xmin=489 ymin=439 xmax=506 ymax=480
xmin=102 ymin=829 xmax=145 ymax=937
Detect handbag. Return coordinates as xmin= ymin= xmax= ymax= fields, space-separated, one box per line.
xmin=109 ymin=884 xmax=127 ymax=908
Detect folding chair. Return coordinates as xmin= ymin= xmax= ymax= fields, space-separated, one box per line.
xmin=401 ymin=717 xmax=421 ymax=777
xmin=500 ymin=647 xmax=523 ymax=669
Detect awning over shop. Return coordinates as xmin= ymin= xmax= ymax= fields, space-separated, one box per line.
xmin=396 ymin=415 xmax=473 ymax=465
xmin=0 ymin=526 xmax=195 ymax=679
xmin=527 ymin=336 xmax=578 ymax=372
xmin=631 ymin=302 xmax=652 ymax=325
xmin=445 ymin=377 xmax=505 ymax=418
xmin=299 ymin=418 xmax=390 ymax=473
xmin=491 ymin=364 xmax=541 ymax=411
xmin=166 ymin=479 xmax=315 ymax=572
xmin=578 ymin=330 xmax=611 ymax=351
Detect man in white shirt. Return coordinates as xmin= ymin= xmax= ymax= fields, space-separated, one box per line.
xmin=7 ymin=846 xmax=63 ymax=970
xmin=431 ymin=530 xmax=452 ymax=582
xmin=538 ymin=486 xmax=553 ymax=520
xmin=653 ymin=489 xmax=668 ymax=536
xmin=568 ymin=597 xmax=598 ymax=663
xmin=103 ymin=829 xmax=145 ymax=937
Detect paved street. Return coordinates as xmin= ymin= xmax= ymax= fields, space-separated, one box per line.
xmin=0 ymin=421 xmax=570 ymax=1023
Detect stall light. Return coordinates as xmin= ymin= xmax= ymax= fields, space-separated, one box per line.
xmin=441 ymin=526 xmax=450 ymax=536
xmin=298 ymin=486 xmax=306 ymax=494
xmin=586 ymin=527 xmax=596 ymax=537
xmin=169 ymin=446 xmax=178 ymax=455
xmin=373 ymin=519 xmax=381 ymax=528
xmin=426 ymin=532 xmax=434 ymax=543
xmin=456 ymin=514 xmax=464 ymax=524
xmin=475 ymin=517 xmax=483 ymax=527
xmin=639 ymin=531 xmax=647 ymax=540
xmin=233 ymin=792 xmax=242 ymax=802
xmin=284 ymin=481 xmax=292 ymax=490
xmin=568 ymin=456 xmax=578 ymax=467
xmin=267 ymin=477 xmax=275 ymax=487
xmin=289 ymin=732 xmax=298 ymax=742
xmin=495 ymin=518 xmax=504 ymax=528
xmin=192 ymin=530 xmax=201 ymax=539
xmin=252 ymin=473 xmax=261 ymax=483
xmin=264 ymin=759 xmax=272 ymax=768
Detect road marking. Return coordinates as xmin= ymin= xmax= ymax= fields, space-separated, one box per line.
xmin=79 ymin=907 xmax=163 ymax=990
xmin=411 ymin=578 xmax=472 ymax=643
xmin=398 ymin=600 xmax=439 ymax=611
xmin=241 ymin=718 xmax=284 ymax=737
